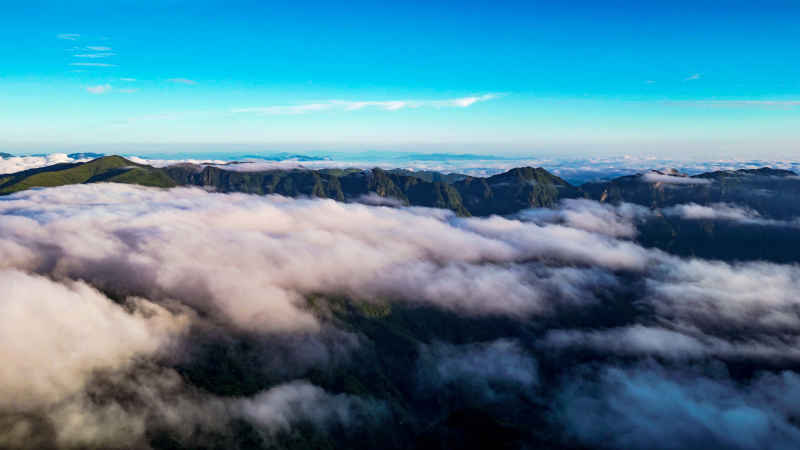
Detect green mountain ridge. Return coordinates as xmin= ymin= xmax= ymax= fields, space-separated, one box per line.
xmin=160 ymin=162 xmax=584 ymax=216
xmin=2 ymin=156 xmax=798 ymax=221
xmin=0 ymin=156 xmax=175 ymax=194
xmin=454 ymin=167 xmax=583 ymax=216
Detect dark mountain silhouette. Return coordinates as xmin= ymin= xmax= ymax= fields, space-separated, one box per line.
xmin=584 ymin=167 xmax=800 ymax=219
xmin=2 ymin=156 xmax=798 ymax=224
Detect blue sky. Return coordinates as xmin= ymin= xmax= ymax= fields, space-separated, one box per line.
xmin=1 ymin=0 xmax=799 ymax=157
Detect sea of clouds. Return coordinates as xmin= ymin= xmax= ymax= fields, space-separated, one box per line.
xmin=2 ymin=182 xmax=800 ymax=448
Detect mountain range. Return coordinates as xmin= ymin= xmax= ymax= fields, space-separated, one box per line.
xmin=2 ymin=155 xmax=798 ymax=220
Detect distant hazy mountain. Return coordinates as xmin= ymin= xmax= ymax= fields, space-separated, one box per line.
xmin=391 ymin=152 xmax=510 ymax=161
xmin=241 ymin=153 xmax=330 ymax=161
xmin=0 ymin=152 xmax=13 ymax=158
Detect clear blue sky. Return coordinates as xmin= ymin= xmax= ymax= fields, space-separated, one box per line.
xmin=1 ymin=0 xmax=799 ymax=157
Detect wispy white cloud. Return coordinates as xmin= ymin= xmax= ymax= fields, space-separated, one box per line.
xmin=74 ymin=53 xmax=115 ymax=58
xmin=168 ymin=78 xmax=198 ymax=85
xmin=684 ymin=73 xmax=701 ymax=81
xmin=641 ymin=172 xmax=711 ymax=185
xmin=662 ymin=202 xmax=800 ymax=228
xmin=70 ymin=62 xmax=117 ymax=67
xmin=232 ymin=94 xmax=503 ymax=115
xmin=86 ymin=84 xmax=112 ymax=94
xmin=120 ymin=77 xmax=137 ymax=82
xmin=86 ymin=46 xmax=112 ymax=51
xmin=57 ymin=33 xmax=80 ymax=40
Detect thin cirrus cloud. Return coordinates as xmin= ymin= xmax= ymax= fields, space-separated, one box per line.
xmin=74 ymin=52 xmax=115 ymax=58
xmin=57 ymin=33 xmax=80 ymax=40
xmin=86 ymin=84 xmax=112 ymax=94
xmin=86 ymin=46 xmax=112 ymax=51
xmin=684 ymin=73 xmax=702 ymax=81
xmin=168 ymin=78 xmax=198 ymax=85
xmin=85 ymin=84 xmax=136 ymax=94
xmin=232 ymin=93 xmax=503 ymax=115
xmin=70 ymin=62 xmax=117 ymax=67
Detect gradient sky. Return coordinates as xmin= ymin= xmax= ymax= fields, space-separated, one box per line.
xmin=1 ymin=0 xmax=799 ymax=157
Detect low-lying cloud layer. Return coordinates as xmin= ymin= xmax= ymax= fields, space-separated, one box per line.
xmin=0 ymin=153 xmax=92 ymax=175
xmin=663 ymin=202 xmax=800 ymax=227
xmin=0 ymin=184 xmax=652 ymax=325
xmin=2 ymin=183 xmax=800 ymax=448
xmin=641 ymin=171 xmax=711 ymax=184
xmin=0 ymin=270 xmax=184 ymax=411
xmin=517 ymin=198 xmax=649 ymax=238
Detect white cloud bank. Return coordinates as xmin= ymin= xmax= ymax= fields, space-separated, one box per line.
xmin=663 ymin=202 xmax=800 ymax=228
xmin=641 ymin=172 xmax=711 ymax=185
xmin=2 ymin=184 xmax=800 ymax=446
xmin=2 ymin=185 xmax=796 ymax=346
xmin=517 ymin=198 xmax=650 ymax=238
xmin=0 ymin=270 xmax=186 ymax=411
xmin=0 ymin=153 xmax=93 ymax=175
xmin=0 ymin=185 xmax=644 ymax=330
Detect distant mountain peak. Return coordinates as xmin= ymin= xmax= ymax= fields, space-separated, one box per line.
xmin=489 ymin=166 xmax=564 ymax=183
xmin=694 ymin=166 xmax=798 ymax=180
